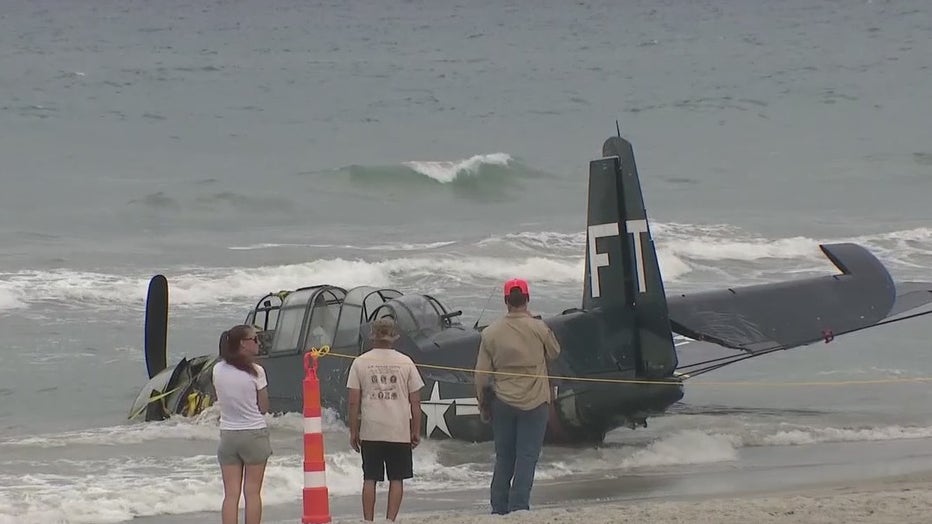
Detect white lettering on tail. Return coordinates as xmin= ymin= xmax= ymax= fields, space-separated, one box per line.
xmin=587 ymin=222 xmax=618 ymax=298
xmin=626 ymin=219 xmax=648 ymax=293
xmin=587 ymin=219 xmax=651 ymax=299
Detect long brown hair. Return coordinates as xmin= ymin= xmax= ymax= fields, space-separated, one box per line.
xmin=221 ymin=324 xmax=258 ymax=376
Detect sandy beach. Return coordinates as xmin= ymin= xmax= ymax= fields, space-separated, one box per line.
xmin=330 ymin=472 xmax=932 ymax=524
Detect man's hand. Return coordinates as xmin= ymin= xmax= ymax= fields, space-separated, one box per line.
xmin=479 ymin=406 xmax=492 ymax=424
xmin=348 ymin=387 xmax=361 ymax=452
xmin=410 ymin=431 xmax=420 ymax=449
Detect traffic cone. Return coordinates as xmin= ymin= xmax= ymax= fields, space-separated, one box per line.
xmin=302 ymin=350 xmax=331 ymax=524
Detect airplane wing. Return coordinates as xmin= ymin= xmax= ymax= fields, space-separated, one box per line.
xmin=667 ymin=243 xmax=932 ymax=376
xmin=886 ymin=281 xmax=932 ymax=319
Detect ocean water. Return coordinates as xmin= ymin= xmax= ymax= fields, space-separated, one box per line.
xmin=1 ymin=0 xmax=931 ymax=522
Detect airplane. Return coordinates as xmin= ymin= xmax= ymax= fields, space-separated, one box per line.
xmin=128 ymin=128 xmax=932 ymax=444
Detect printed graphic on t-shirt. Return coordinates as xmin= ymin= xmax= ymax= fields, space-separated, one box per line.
xmin=365 ymin=364 xmax=404 ymax=401
xmin=346 ymin=349 xmax=425 ymax=443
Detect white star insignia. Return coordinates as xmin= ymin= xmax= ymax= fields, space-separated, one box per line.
xmin=421 ymin=382 xmax=454 ymax=437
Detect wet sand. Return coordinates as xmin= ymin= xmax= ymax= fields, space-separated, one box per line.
xmin=136 ymin=437 xmax=932 ymax=523
xmin=367 ymin=473 xmax=932 ymax=523
xmin=135 ymin=470 xmax=932 ymax=524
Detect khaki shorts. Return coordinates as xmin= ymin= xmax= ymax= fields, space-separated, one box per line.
xmin=218 ymin=428 xmax=272 ymax=465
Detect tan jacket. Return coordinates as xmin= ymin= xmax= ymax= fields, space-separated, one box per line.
xmin=475 ymin=311 xmax=561 ymax=411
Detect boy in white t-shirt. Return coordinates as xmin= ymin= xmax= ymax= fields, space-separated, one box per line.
xmin=347 ymin=317 xmax=424 ymax=522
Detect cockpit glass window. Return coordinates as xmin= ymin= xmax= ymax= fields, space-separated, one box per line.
xmin=334 ymin=304 xmax=362 ymax=347
xmin=271 ymin=305 xmax=306 ymax=353
xmin=258 ymin=306 xmax=281 ymax=333
xmin=385 ymin=295 xmax=443 ymax=338
xmin=306 ymin=289 xmax=345 ymax=349
xmin=269 ymin=288 xmax=315 ymax=353
xmin=392 ymin=304 xmax=417 ymax=335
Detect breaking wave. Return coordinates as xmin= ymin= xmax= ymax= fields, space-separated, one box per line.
xmin=0 ymin=255 xmax=585 ymax=311
xmin=5 ymin=411 xmax=932 ymax=523
xmin=0 ymin=410 xmax=341 ymax=448
xmin=478 ymin=231 xmax=583 ymax=252
xmin=228 ymin=241 xmax=457 ymax=251
xmin=0 ymin=421 xmax=740 ymax=523
xmin=18 ymin=421 xmax=916 ymax=524
xmin=478 ymin=225 xmax=932 ymax=279
xmin=1 ymin=225 xmax=928 ymax=313
xmin=338 ymin=153 xmax=515 ymax=184
xmin=633 ymin=413 xmax=932 ymax=450
xmin=618 ymin=430 xmax=739 ymax=467
xmin=403 ymin=153 xmax=513 ymax=183
xmin=755 ymin=425 xmax=932 ymax=446
xmin=480 ymin=225 xmax=931 ymax=261
xmin=0 ymin=454 xmax=308 ymax=524
xmin=318 ymin=153 xmax=555 ymax=200
xmin=0 ymin=288 xmax=20 ymax=312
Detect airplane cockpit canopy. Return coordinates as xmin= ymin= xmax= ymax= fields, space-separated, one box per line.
xmin=369 ymin=294 xmax=462 ymax=340
xmin=269 ymin=285 xmax=343 ymax=355
xmin=248 ymin=284 xmax=462 ymax=355
xmin=333 ymin=287 xmax=402 ymax=347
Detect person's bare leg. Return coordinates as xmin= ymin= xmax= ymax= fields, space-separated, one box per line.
xmin=243 ymin=463 xmax=267 ymax=524
xmin=386 ymin=480 xmax=404 ymax=521
xmin=220 ymin=464 xmax=244 ymax=524
xmin=362 ymin=480 xmax=377 ymax=521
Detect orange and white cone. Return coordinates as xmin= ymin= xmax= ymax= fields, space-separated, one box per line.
xmin=302 ymin=350 xmax=331 ymax=524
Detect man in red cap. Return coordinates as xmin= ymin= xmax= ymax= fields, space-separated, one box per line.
xmin=474 ymin=277 xmax=561 ymax=515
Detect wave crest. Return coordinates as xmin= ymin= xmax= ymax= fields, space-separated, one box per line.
xmin=0 ymin=288 xmax=20 ymax=312
xmin=2 ymin=226 xmax=928 ymax=312
xmin=0 ymin=255 xmax=584 ymax=311
xmin=325 ymin=153 xmax=553 ymax=201
xmin=403 ymin=152 xmax=513 ymax=183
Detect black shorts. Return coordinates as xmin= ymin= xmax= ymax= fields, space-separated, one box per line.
xmin=360 ymin=440 xmax=413 ymax=482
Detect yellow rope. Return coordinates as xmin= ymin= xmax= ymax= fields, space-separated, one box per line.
xmin=309 ymin=345 xmax=331 ymax=359
xmin=128 ymin=385 xmax=182 ymax=420
xmin=311 ymin=349 xmax=932 ymax=388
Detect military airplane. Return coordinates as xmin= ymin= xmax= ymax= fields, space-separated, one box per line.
xmin=128 ymin=129 xmax=932 ymax=444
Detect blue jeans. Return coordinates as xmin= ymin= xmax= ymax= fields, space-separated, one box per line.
xmin=489 ymin=398 xmax=549 ymax=514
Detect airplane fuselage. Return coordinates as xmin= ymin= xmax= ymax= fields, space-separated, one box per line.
xmin=261 ymin=305 xmax=684 ymax=444
xmin=130 ymin=131 xmax=928 ymax=446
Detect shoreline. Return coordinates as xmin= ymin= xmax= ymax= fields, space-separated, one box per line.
xmin=131 ymin=470 xmax=932 ymax=524
xmin=128 ymin=437 xmax=932 ymax=524
xmin=345 ymin=472 xmax=932 ymax=523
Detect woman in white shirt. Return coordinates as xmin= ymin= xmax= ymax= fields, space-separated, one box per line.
xmin=213 ymin=324 xmax=271 ymax=524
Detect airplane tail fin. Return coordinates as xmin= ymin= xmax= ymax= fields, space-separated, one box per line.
xmin=582 ymin=133 xmax=677 ymax=377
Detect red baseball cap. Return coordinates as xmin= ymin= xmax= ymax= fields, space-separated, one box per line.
xmin=503 ymin=278 xmax=529 ymax=298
